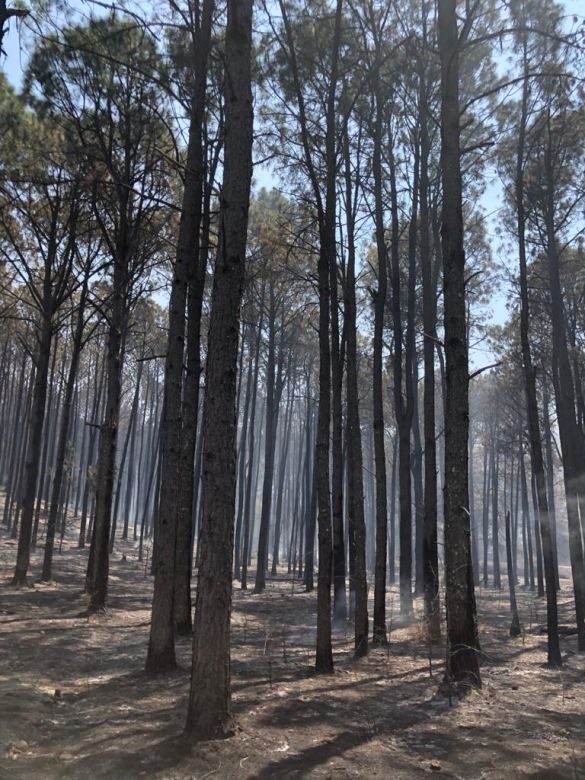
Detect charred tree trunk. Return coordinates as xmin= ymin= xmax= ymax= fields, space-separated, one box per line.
xmin=146 ymin=0 xmax=215 ymax=666
xmin=371 ymin=66 xmax=388 ymax=644
xmin=241 ymin=284 xmax=265 ymax=590
xmin=255 ymin=287 xmax=283 ymax=592
xmin=343 ymin=127 xmax=368 ymax=655
xmin=185 ymin=0 xmax=253 ymax=739
xmin=87 ymin=257 xmax=126 ymax=613
xmin=418 ymin=54 xmax=439 ymax=636
xmin=505 ymin=509 xmax=521 ymax=637
xmin=438 ymin=0 xmax=481 ymax=687
xmin=542 ymin=129 xmax=585 ymax=651
xmin=235 ymin=327 xmax=253 ymax=580
xmin=13 ymin=314 xmax=52 ymax=586
xmin=491 ymin=441 xmax=501 ymax=589
xmin=42 ymin=280 xmax=88 ymax=581
xmin=389 ymin=128 xmax=413 ymax=619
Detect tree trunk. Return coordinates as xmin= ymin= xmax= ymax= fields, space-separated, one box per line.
xmin=371 ymin=68 xmax=388 ymax=643
xmin=255 ymin=287 xmax=283 ymax=592
xmin=491 ymin=441 xmax=501 ymax=589
xmin=42 ymin=281 xmax=88 ymax=581
xmin=343 ymin=127 xmax=368 ymax=655
xmin=389 ymin=128 xmax=413 ymax=618
xmin=185 ymin=0 xmax=253 ymax=739
xmin=505 ymin=510 xmax=521 ymax=637
xmin=146 ymin=0 xmax=215 ymax=665
xmin=438 ymin=0 xmax=481 ymax=686
xmin=110 ymin=357 xmax=143 ymax=552
xmin=272 ymin=387 xmax=294 ymax=574
xmin=86 ymin=258 xmax=126 ymax=613
xmin=241 ymin=285 xmax=265 ymax=590
xmin=420 ymin=45 xmax=439 ymax=636
xmin=13 ymin=315 xmax=52 ymax=585
xmin=173 ymin=113 xmax=216 ymax=636
xmin=542 ymin=132 xmax=585 ymax=650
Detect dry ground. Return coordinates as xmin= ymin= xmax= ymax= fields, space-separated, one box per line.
xmin=1 ymin=521 xmax=584 ymax=780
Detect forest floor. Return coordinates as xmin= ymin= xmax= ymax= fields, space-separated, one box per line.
xmin=1 ymin=523 xmax=585 ymax=780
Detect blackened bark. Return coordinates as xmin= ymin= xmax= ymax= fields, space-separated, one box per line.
xmin=304 ymin=452 xmax=318 ymax=592
xmin=520 ymin=452 xmax=535 ymax=590
xmin=406 ymin=138 xmax=421 ymax=598
xmin=314 ymin=0 xmax=344 ymax=676
xmin=235 ymin=327 xmax=253 ymax=580
xmin=481 ymin=443 xmax=490 ymax=586
xmin=343 ymin=127 xmax=368 ymax=655
xmin=505 ymin=509 xmax=521 ymax=637
xmin=438 ymin=0 xmax=481 ymax=687
xmin=389 ymin=129 xmax=413 ymax=618
xmin=255 ymin=287 xmax=284 ymax=592
xmin=87 ymin=258 xmax=126 ymax=612
xmin=330 ymin=214 xmax=346 ymax=626
xmin=12 ymin=316 xmax=52 ymax=585
xmin=371 ymin=69 xmax=388 ymax=643
xmin=388 ymin=434 xmax=398 ymax=585
xmin=185 ymin=0 xmax=253 ymax=739
xmin=542 ymin=379 xmax=560 ymax=589
xmin=174 ymin=117 xmax=215 ymax=636
xmin=241 ymin=285 xmax=265 ymax=590
xmin=79 ymin=359 xmax=105 ymax=549
xmin=491 ymin=441 xmax=501 ymax=589
xmin=542 ymin=127 xmax=585 ymax=650
xmin=41 ymin=280 xmax=88 ymax=581
xmin=147 ymin=0 xmax=215 ymax=665
xmin=530 ymin=474 xmax=544 ymax=598
xmin=110 ymin=357 xmax=143 ymax=552
xmin=272 ymin=388 xmax=294 ymax=574
xmin=420 ymin=61 xmax=440 ymax=634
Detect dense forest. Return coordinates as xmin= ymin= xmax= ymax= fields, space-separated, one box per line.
xmin=1 ymin=0 xmax=585 ymax=777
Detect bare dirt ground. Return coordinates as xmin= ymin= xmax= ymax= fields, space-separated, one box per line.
xmin=1 ymin=522 xmax=584 ymax=780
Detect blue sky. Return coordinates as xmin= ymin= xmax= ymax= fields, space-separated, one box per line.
xmin=1 ymin=0 xmax=583 ymax=368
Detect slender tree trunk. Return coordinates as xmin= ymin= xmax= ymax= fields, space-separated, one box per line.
xmin=389 ymin=129 xmax=413 ymax=618
xmin=388 ymin=434 xmax=397 ymax=585
xmin=469 ymin=435 xmax=480 ymax=587
xmin=520 ymin=452 xmax=535 ymax=590
xmin=79 ymin=360 xmax=105 ymax=549
xmin=304 ymin=452 xmax=318 ymax=592
xmin=255 ymin=288 xmax=283 ymax=592
xmin=343 ymin=127 xmax=367 ymax=654
xmin=185 ymin=0 xmax=253 ymax=739
xmin=505 ymin=510 xmax=521 ymax=637
xmin=33 ymin=338 xmax=60 ymax=548
xmin=313 ymin=0 xmax=344 ymax=675
xmin=147 ymin=0 xmax=215 ymax=665
xmin=542 ymin=379 xmax=560 ymax=589
xmin=438 ymin=0 xmax=481 ymax=686
xmin=235 ymin=328 xmax=253 ymax=579
xmin=330 ymin=222 xmax=346 ymax=626
xmin=405 ymin=137 xmax=421 ymax=599
xmin=491 ymin=441 xmax=501 ymax=589
xmin=87 ymin=256 xmax=126 ymax=613
xmin=174 ymin=120 xmax=215 ymax=636
xmin=13 ymin=314 xmax=52 ymax=585
xmin=272 ymin=387 xmax=293 ymax=574
xmin=482 ymin=442 xmax=490 ymax=586
xmin=241 ymin=285 xmax=265 ymax=590
xmin=371 ymin=70 xmax=388 ymax=643
xmin=542 ymin=132 xmax=585 ymax=650
xmin=110 ymin=358 xmax=143 ymax=552
xmin=530 ymin=474 xmax=545 ymax=597
xmin=42 ymin=281 xmax=88 ymax=581
xmin=2 ymin=353 xmax=27 ymax=527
